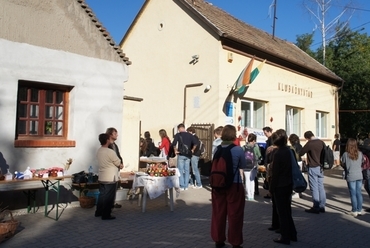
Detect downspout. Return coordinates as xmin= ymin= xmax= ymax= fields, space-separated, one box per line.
xmin=335 ymin=89 xmax=339 ymax=135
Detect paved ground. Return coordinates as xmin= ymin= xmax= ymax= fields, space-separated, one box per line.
xmin=2 ymin=169 xmax=370 ymax=248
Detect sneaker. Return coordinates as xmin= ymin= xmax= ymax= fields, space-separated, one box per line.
xmin=347 ymin=211 xmax=358 ymax=217
xmin=180 ymin=188 xmax=185 ymax=191
xmin=357 ymin=211 xmax=363 ymax=216
xmin=184 ymin=188 xmax=188 ymax=191
xmin=195 ymin=185 xmax=203 ymax=189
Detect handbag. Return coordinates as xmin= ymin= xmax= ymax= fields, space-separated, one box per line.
xmin=290 ymin=150 xmax=307 ymax=193
xmin=72 ymin=171 xmax=88 ymax=184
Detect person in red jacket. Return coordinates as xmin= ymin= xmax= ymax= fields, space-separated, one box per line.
xmin=158 ymin=129 xmax=171 ymax=157
xmin=233 ymin=137 xmax=241 ymax=146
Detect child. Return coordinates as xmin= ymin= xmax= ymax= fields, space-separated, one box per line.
xmin=243 ymin=133 xmax=261 ymax=201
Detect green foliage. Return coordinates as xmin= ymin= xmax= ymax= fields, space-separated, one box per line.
xmin=328 ymin=28 xmax=370 ymax=137
xmin=296 ymin=28 xmax=370 ymax=138
xmin=295 ymin=33 xmax=316 ymax=57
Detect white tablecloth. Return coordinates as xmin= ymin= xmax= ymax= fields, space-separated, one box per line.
xmin=133 ymin=170 xmax=180 ymax=200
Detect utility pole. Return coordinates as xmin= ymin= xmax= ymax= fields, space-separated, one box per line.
xmin=272 ymin=0 xmax=277 ymax=39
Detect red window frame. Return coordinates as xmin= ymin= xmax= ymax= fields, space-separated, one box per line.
xmin=14 ymin=80 xmax=75 ymax=147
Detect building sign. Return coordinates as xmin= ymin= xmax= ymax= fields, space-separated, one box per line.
xmin=225 ymin=116 xmax=234 ymax=125
xmin=278 ymin=82 xmax=313 ymax=98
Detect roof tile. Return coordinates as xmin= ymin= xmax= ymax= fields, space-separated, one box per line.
xmin=181 ymin=0 xmax=341 ymax=83
xmin=76 ymin=0 xmax=131 ymax=65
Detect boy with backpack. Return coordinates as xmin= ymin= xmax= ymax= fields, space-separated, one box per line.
xmin=243 ymin=133 xmax=262 ymax=201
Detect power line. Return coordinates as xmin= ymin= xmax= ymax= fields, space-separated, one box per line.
xmin=310 ymin=21 xmax=370 ymax=48
xmin=334 ymin=5 xmax=370 ymax=12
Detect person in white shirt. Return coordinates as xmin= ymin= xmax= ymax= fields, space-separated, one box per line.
xmin=212 ymin=126 xmax=223 ymax=159
xmin=95 ymin=133 xmax=123 ymax=220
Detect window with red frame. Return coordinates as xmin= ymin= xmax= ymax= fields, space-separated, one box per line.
xmin=16 ymin=81 xmax=70 ymax=138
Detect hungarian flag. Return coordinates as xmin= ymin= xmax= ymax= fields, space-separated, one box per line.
xmin=237 ymin=59 xmax=266 ymax=95
xmin=222 ymin=58 xmax=266 ymax=116
xmin=234 ymin=57 xmax=254 ymax=92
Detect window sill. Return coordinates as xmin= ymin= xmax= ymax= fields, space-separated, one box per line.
xmin=14 ymin=139 xmax=76 ymax=148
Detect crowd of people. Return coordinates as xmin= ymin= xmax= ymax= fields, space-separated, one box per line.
xmin=209 ymin=125 xmax=370 ymax=247
xmin=93 ymin=124 xmax=370 ymax=248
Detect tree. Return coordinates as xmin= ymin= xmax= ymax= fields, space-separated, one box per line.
xmin=301 ymin=0 xmax=356 ymax=65
xmin=295 ymin=33 xmax=316 ymax=57
xmin=296 ymin=26 xmax=370 ymax=138
xmin=325 ymin=27 xmax=370 ymax=137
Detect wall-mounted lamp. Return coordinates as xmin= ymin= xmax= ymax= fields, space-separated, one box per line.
xmin=204 ymin=85 xmax=212 ymax=93
xmin=189 ymin=55 xmax=199 ymax=65
xmin=228 ymin=52 xmax=233 ymax=63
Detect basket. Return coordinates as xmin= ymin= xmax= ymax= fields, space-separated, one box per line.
xmin=0 ymin=210 xmax=19 ymax=243
xmin=79 ymin=196 xmax=95 ymax=209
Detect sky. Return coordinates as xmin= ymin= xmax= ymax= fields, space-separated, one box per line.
xmin=85 ymin=0 xmax=370 ymax=49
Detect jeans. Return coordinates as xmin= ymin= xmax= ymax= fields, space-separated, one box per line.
xmin=347 ymin=180 xmax=363 ymax=212
xmin=189 ymin=166 xmax=195 ymax=186
xmin=308 ymin=166 xmax=326 ymax=209
xmin=190 ymin=155 xmax=202 ymax=187
xmin=178 ymin=155 xmax=190 ymax=189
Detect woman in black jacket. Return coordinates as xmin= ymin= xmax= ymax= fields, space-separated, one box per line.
xmin=266 ymin=132 xmax=279 ymax=232
xmin=269 ymin=129 xmax=297 ymax=245
xmin=144 ymin=131 xmax=159 ymax=157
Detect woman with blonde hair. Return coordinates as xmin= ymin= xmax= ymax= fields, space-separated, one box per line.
xmin=341 ymin=138 xmax=363 ymax=216
xmin=158 ymin=129 xmax=171 ymax=157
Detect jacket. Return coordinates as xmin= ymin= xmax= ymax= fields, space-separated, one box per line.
xmin=97 ymin=147 xmax=121 ymax=183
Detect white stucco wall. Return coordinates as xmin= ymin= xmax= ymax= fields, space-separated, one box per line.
xmin=0 ymin=38 xmax=128 ymax=174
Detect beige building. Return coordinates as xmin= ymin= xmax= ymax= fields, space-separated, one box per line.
xmin=120 ymin=0 xmax=342 ymax=170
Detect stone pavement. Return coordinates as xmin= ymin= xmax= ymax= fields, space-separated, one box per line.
xmin=2 ymin=169 xmax=370 ymax=248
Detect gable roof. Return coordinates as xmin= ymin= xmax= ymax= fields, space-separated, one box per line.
xmin=77 ymin=0 xmax=131 ymax=65
xmin=178 ymin=0 xmax=342 ymax=85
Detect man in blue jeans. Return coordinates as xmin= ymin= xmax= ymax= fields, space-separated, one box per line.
xmin=299 ymin=131 xmax=327 ymax=214
xmin=187 ymin=127 xmax=203 ymax=189
xmin=172 ymin=123 xmax=197 ymax=190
